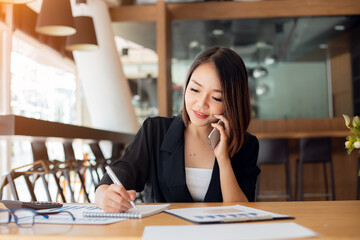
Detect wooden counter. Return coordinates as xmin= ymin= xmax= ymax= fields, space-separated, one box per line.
xmin=0 ymin=115 xmax=135 ymax=144
xmin=248 ymin=117 xmax=349 ymax=139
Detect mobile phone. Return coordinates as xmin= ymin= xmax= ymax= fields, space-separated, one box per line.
xmin=208 ymin=120 xmax=224 ymax=150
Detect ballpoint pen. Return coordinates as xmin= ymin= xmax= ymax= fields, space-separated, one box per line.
xmin=105 ymin=166 xmax=137 ymax=210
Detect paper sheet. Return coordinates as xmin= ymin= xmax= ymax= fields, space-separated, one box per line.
xmin=142 ymin=222 xmax=319 ymax=240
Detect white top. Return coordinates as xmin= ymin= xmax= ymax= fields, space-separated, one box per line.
xmin=185 ymin=167 xmax=213 ymax=201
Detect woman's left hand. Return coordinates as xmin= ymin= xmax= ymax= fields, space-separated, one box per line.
xmin=211 ymin=114 xmax=231 ymax=164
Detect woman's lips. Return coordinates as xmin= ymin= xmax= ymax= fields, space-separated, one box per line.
xmin=193 ymin=110 xmax=209 ymax=119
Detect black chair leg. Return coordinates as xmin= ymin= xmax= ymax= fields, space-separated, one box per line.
xmin=7 ymin=174 xmax=19 ymax=200
xmin=330 ymin=161 xmax=335 ymax=200
xmin=323 ymin=162 xmax=329 ymax=200
xmin=88 ymin=167 xmax=98 ymax=187
xmin=299 ymin=161 xmax=304 ymax=201
xmin=77 ymin=170 xmax=90 ymax=203
xmin=285 ymin=162 xmax=292 ymax=201
xmin=63 ymin=170 xmax=75 ymax=203
xmin=52 ymin=173 xmax=66 ymax=203
xmin=24 ymin=175 xmax=37 ymax=201
xmin=295 ymin=160 xmax=299 ymax=201
xmin=39 ymin=175 xmax=52 ymax=202
xmin=94 ymin=167 xmax=101 ymax=184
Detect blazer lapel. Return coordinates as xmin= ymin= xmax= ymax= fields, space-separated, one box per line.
xmin=160 ymin=116 xmax=193 ymax=202
xmin=204 ymin=159 xmax=223 ymax=202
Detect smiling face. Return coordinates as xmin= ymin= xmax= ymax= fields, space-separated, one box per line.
xmin=184 ymin=62 xmax=225 ymax=127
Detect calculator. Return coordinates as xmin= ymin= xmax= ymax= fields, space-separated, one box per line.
xmin=0 ymin=200 xmax=63 ymax=210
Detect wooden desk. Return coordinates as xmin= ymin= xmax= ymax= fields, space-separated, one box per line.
xmin=0 ymin=201 xmax=359 ymax=239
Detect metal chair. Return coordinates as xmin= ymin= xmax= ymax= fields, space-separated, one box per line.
xmin=0 ymin=160 xmax=50 ymax=201
xmin=62 ymin=142 xmax=91 ymax=203
xmin=88 ymin=142 xmax=106 ymax=183
xmin=30 ymin=141 xmax=73 ymax=202
xmin=295 ymin=137 xmax=335 ymax=201
xmin=256 ymin=139 xmax=292 ymax=201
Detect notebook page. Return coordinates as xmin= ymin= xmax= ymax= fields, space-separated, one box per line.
xmin=83 ymin=204 xmax=171 ymax=218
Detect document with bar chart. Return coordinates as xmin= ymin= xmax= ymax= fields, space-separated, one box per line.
xmin=165 ymin=205 xmax=294 ymax=224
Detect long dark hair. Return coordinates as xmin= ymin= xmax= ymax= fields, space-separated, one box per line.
xmin=181 ymin=46 xmax=251 ymax=157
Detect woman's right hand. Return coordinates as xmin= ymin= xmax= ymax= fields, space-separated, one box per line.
xmin=95 ymin=184 xmax=137 ymax=212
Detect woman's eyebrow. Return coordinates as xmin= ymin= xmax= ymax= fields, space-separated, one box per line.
xmin=191 ymin=80 xmax=202 ymax=87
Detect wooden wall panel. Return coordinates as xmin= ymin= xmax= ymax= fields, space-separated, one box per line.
xmin=330 ymin=34 xmax=354 ymax=117
xmin=156 ymin=0 xmax=172 ymax=117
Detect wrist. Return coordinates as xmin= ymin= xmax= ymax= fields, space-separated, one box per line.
xmin=217 ymin=156 xmax=231 ymax=170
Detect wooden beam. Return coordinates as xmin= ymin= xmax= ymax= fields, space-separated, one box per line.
xmin=156 ymin=0 xmax=172 ymax=117
xmin=110 ymin=0 xmax=360 ymax=22
xmin=0 ymin=115 xmax=135 ymax=144
xmin=110 ymin=5 xmax=157 ymax=22
xmin=168 ymin=0 xmax=360 ymax=20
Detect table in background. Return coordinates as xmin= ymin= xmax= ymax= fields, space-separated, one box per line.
xmin=0 ymin=201 xmax=359 ymax=240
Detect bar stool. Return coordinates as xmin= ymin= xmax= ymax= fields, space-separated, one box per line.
xmin=63 ymin=142 xmax=91 ymax=203
xmin=89 ymin=142 xmax=107 ymax=182
xmin=31 ymin=141 xmax=72 ymax=202
xmin=295 ymin=137 xmax=335 ymax=201
xmin=256 ymin=139 xmax=292 ymax=201
xmin=0 ymin=160 xmax=50 ymax=201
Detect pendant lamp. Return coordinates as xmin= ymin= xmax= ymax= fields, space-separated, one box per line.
xmin=36 ymin=0 xmax=76 ymax=36
xmin=66 ymin=16 xmax=99 ymax=51
xmin=0 ymin=0 xmax=35 ymax=3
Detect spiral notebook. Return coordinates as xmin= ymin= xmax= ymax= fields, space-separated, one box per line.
xmin=83 ymin=204 xmax=171 ymax=219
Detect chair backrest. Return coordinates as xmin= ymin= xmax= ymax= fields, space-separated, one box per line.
xmin=89 ymin=142 xmax=105 ymax=159
xmin=63 ymin=142 xmax=76 ymax=161
xmin=258 ymin=139 xmax=289 ymax=165
xmin=31 ymin=141 xmax=50 ymax=161
xmin=299 ymin=137 xmax=332 ymax=163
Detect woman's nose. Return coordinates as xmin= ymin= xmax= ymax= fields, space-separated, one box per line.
xmin=197 ymin=93 xmax=208 ymax=107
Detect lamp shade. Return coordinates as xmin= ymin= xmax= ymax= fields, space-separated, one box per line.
xmin=36 ymin=0 xmax=76 ymax=36
xmin=0 ymin=0 xmax=35 ymax=3
xmin=66 ymin=16 xmax=99 ymax=51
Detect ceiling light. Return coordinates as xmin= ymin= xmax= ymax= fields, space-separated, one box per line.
xmin=256 ymin=84 xmax=270 ymax=96
xmin=334 ymin=25 xmax=345 ymax=31
xmin=0 ymin=0 xmax=35 ymax=3
xmin=212 ymin=29 xmax=224 ymax=36
xmin=319 ymin=44 xmax=328 ymax=49
xmin=66 ymin=16 xmax=99 ymax=51
xmin=36 ymin=0 xmax=76 ymax=37
xmin=264 ymin=55 xmax=277 ymax=65
xmin=189 ymin=41 xmax=199 ymax=49
xmin=252 ymin=67 xmax=268 ymax=79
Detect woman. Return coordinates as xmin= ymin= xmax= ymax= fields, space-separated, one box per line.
xmin=95 ymin=46 xmax=260 ymax=212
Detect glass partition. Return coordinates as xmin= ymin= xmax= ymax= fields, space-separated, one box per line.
xmin=171 ymin=16 xmax=360 ymax=119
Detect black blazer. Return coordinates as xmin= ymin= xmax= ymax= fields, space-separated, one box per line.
xmin=98 ymin=115 xmax=260 ymax=202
